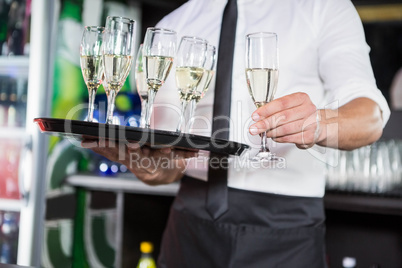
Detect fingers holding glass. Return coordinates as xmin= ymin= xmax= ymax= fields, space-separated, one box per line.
xmin=245 ymin=32 xmax=283 ymax=162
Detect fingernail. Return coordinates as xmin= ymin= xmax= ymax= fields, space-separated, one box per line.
xmin=252 ymin=113 xmax=260 ymax=121
xmin=161 ymin=147 xmax=172 ymax=154
xmin=127 ymin=143 xmax=140 ymax=150
xmin=249 ymin=126 xmax=259 ymax=135
xmin=81 ymin=140 xmax=97 ymax=148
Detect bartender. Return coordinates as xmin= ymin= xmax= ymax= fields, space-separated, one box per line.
xmin=83 ymin=0 xmax=390 ymax=267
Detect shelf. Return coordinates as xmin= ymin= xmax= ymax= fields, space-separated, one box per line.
xmin=0 ymin=199 xmax=21 ymax=212
xmin=0 ymin=127 xmax=26 ymax=139
xmin=0 ymin=56 xmax=29 ymax=77
xmin=66 ymin=174 xmax=179 ymax=196
xmin=66 ymin=175 xmax=402 ymax=215
xmin=324 ymin=192 xmax=402 ymax=216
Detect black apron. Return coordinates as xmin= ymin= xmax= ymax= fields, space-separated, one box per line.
xmin=158 ymin=176 xmax=327 ymax=268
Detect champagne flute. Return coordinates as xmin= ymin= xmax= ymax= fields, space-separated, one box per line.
xmin=187 ymin=44 xmax=216 ymax=132
xmin=103 ymin=16 xmax=136 ymax=124
xmin=80 ymin=26 xmax=104 ymax=122
xmin=142 ymin=27 xmax=176 ymax=128
xmin=245 ymin=32 xmax=282 ymax=162
xmin=134 ymin=44 xmax=148 ymax=128
xmin=175 ymin=36 xmax=207 ymax=133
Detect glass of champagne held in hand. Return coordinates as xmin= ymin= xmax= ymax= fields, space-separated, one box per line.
xmin=142 ymin=27 xmax=176 ymax=128
xmin=175 ymin=36 xmax=207 ymax=133
xmin=80 ymin=26 xmax=104 ymax=122
xmin=134 ymin=44 xmax=148 ymax=128
xmin=187 ymin=44 xmax=216 ymax=132
xmin=245 ymin=32 xmax=282 ymax=162
xmin=103 ymin=16 xmax=136 ymax=124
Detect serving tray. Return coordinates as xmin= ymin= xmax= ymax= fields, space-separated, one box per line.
xmin=34 ymin=118 xmax=250 ymax=156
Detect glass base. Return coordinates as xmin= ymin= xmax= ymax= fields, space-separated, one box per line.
xmin=85 ymin=116 xmax=98 ymax=123
xmin=251 ymin=152 xmax=285 ymax=163
xmin=105 ymin=116 xmax=120 ymax=125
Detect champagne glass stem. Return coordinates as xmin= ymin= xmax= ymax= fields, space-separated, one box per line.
xmin=106 ymin=89 xmax=117 ymax=124
xmin=87 ymin=88 xmax=97 ymax=122
xmin=176 ymin=100 xmax=189 ymax=133
xmin=187 ymin=99 xmax=197 ymax=132
xmin=140 ymin=100 xmax=148 ymax=128
xmin=260 ymin=131 xmax=270 ymax=154
xmin=145 ymin=89 xmax=156 ymax=128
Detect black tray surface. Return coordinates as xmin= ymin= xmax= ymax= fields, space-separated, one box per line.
xmin=34 ymin=118 xmax=250 ymax=156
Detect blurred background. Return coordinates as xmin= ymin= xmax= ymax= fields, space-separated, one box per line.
xmin=0 ymin=0 xmax=401 ymax=267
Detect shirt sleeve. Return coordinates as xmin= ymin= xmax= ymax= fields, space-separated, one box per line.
xmin=317 ymin=0 xmax=390 ymax=127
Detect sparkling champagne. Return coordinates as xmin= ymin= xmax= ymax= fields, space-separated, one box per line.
xmin=245 ymin=68 xmax=278 ymax=108
xmin=80 ymin=55 xmax=103 ymax=90
xmin=192 ymin=69 xmax=214 ymax=102
xmin=103 ymin=54 xmax=133 ymax=94
xmin=143 ymin=55 xmax=174 ymax=91
xmin=175 ymin=66 xmax=204 ymax=101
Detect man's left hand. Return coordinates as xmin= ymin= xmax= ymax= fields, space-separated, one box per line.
xmin=249 ymin=92 xmax=321 ymax=149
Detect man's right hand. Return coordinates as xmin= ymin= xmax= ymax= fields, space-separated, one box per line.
xmin=81 ymin=138 xmax=198 ymax=185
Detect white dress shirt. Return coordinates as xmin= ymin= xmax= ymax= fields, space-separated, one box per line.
xmin=151 ymin=0 xmax=391 ymax=197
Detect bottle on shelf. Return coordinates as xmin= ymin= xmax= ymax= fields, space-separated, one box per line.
xmin=4 ymin=140 xmax=21 ymax=199
xmin=50 ymin=0 xmax=86 ymax=151
xmin=0 ymin=211 xmax=19 ymax=264
xmin=7 ymin=78 xmax=17 ymax=127
xmin=0 ymin=241 xmax=12 ymax=264
xmin=6 ymin=0 xmax=26 ymax=56
xmin=22 ymin=0 xmax=31 ymax=55
xmin=137 ymin=241 xmax=156 ymax=268
xmin=0 ymin=139 xmax=20 ymax=199
xmin=0 ymin=76 xmax=9 ymax=127
xmin=16 ymin=77 xmax=27 ymax=127
xmin=0 ymin=141 xmax=6 ymax=198
xmin=0 ymin=211 xmax=2 ymax=261
xmin=0 ymin=0 xmax=11 ymax=55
